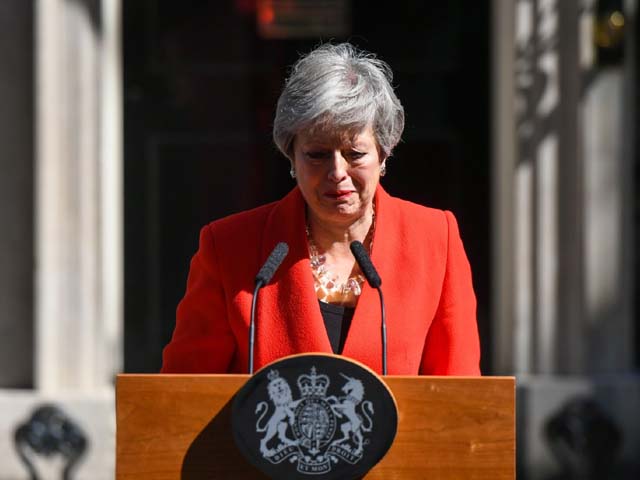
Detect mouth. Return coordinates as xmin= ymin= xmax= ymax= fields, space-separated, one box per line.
xmin=324 ymin=190 xmax=354 ymax=200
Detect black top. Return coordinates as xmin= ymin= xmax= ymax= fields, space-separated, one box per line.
xmin=319 ymin=301 xmax=355 ymax=354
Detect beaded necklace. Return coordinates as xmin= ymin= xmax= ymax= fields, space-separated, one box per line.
xmin=306 ymin=207 xmax=375 ymax=306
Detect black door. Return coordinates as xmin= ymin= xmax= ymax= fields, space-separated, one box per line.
xmin=123 ymin=0 xmax=491 ymax=373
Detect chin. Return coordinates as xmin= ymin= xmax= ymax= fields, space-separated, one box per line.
xmin=310 ymin=198 xmax=364 ymax=223
xmin=334 ymin=205 xmax=364 ymax=220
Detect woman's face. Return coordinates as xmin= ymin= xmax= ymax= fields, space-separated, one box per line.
xmin=292 ymin=126 xmax=384 ymax=226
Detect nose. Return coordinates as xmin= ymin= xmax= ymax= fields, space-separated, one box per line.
xmin=327 ymin=151 xmax=348 ymax=182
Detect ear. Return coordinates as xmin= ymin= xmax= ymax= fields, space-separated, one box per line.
xmin=380 ymin=158 xmax=387 ymax=177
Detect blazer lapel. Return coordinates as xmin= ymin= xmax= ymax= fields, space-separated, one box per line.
xmin=341 ymin=186 xmax=395 ymax=373
xmin=256 ymin=188 xmax=332 ymax=365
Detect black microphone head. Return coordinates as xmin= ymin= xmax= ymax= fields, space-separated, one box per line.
xmin=255 ymin=242 xmax=289 ymax=285
xmin=350 ymin=240 xmax=382 ymax=288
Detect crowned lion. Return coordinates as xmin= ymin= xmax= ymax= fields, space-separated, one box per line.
xmin=255 ymin=371 xmax=300 ymax=457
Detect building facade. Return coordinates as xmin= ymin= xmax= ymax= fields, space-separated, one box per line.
xmin=0 ymin=0 xmax=638 ymax=478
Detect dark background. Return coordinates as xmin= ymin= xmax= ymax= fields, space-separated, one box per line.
xmin=123 ymin=0 xmax=491 ymax=373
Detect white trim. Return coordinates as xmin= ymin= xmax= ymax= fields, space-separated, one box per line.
xmin=101 ymin=0 xmax=124 ymax=386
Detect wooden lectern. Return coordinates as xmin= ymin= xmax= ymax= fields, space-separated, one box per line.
xmin=116 ymin=374 xmax=514 ymax=479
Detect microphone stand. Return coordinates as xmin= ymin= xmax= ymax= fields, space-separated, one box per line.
xmin=350 ymin=240 xmax=388 ymax=375
xmin=248 ymin=281 xmax=263 ymax=375
xmin=376 ymin=286 xmax=387 ymax=375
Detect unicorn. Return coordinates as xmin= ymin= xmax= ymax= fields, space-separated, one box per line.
xmin=330 ymin=374 xmax=374 ymax=455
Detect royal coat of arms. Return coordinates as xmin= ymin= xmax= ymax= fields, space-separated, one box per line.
xmin=232 ymin=354 xmax=397 ymax=480
xmin=254 ymin=366 xmax=375 ymax=475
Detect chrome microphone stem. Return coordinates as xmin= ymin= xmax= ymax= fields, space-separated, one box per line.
xmin=248 ymin=281 xmax=263 ymax=374
xmin=377 ymin=286 xmax=387 ymax=375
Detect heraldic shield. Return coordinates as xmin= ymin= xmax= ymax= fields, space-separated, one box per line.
xmin=232 ymin=354 xmax=398 ymax=480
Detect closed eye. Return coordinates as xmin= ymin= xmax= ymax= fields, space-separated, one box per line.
xmin=346 ymin=151 xmax=366 ymax=161
xmin=303 ymin=149 xmax=367 ymax=164
xmin=306 ymin=151 xmax=331 ymax=160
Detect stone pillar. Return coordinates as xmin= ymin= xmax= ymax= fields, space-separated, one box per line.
xmin=581 ymin=0 xmax=636 ymax=373
xmin=35 ymin=0 xmax=122 ymax=392
xmin=0 ymin=1 xmax=121 ymax=477
xmin=493 ymin=0 xmax=638 ymax=477
xmin=493 ymin=0 xmax=635 ymax=376
xmin=0 ymin=1 xmax=34 ymax=388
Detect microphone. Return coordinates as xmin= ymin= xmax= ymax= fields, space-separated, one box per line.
xmin=350 ymin=241 xmax=388 ymax=375
xmin=350 ymin=241 xmax=381 ymax=288
xmin=249 ymin=242 xmax=289 ymax=374
xmin=255 ymin=242 xmax=289 ymax=286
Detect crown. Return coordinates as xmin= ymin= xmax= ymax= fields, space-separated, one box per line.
xmin=297 ymin=367 xmax=330 ymax=397
xmin=267 ymin=369 xmax=280 ymax=381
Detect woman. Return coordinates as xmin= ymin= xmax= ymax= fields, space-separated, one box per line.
xmin=161 ymin=43 xmax=480 ymax=375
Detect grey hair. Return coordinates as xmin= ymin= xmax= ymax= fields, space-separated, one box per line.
xmin=273 ymin=43 xmax=405 ymax=160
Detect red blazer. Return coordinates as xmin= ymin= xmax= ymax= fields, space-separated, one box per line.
xmin=161 ymin=186 xmax=480 ymax=375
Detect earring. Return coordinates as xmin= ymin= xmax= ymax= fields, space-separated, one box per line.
xmin=289 ymin=168 xmax=296 ymax=179
xmin=380 ymin=164 xmax=387 ymax=177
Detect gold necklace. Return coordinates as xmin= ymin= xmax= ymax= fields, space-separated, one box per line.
xmin=306 ymin=208 xmax=375 ymax=305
